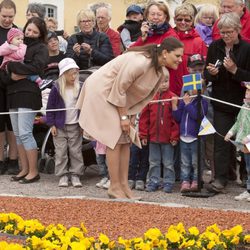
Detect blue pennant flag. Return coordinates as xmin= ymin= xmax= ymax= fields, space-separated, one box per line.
xmin=182 ymin=73 xmax=202 ymax=92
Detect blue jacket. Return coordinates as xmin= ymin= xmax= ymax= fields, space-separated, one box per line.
xmin=172 ymin=97 xmax=208 ymax=138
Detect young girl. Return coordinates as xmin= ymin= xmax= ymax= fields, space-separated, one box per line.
xmin=225 ymin=84 xmax=250 ymax=201
xmin=172 ymin=87 xmax=208 ymax=193
xmin=46 ymin=58 xmax=84 ymax=187
xmin=0 ymin=27 xmax=42 ymax=86
xmin=140 ymin=79 xmax=179 ymax=193
xmin=194 ymin=4 xmax=219 ymax=47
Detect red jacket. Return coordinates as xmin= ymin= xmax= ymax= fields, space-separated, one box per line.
xmin=212 ymin=8 xmax=250 ymax=43
xmin=139 ymin=90 xmax=179 ymax=143
xmin=106 ymin=28 xmax=122 ymax=57
xmin=171 ymin=28 xmax=208 ymax=96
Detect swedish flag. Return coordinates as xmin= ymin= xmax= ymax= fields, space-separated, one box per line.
xmin=182 ymin=73 xmax=202 ymax=92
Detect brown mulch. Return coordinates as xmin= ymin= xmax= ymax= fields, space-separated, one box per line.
xmin=0 ymin=197 xmax=249 ymax=240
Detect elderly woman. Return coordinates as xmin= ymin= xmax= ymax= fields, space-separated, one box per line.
xmin=66 ymin=9 xmax=114 ymax=70
xmin=204 ymin=12 xmax=250 ymax=194
xmin=173 ymin=3 xmax=207 ymax=95
xmin=76 ymin=37 xmax=184 ymax=199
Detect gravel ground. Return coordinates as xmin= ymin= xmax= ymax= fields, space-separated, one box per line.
xmin=0 ymin=165 xmax=249 ymax=212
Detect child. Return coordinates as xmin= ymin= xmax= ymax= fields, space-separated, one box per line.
xmin=224 ymin=83 xmax=250 ymax=201
xmin=172 ymin=81 xmax=208 ymax=193
xmin=46 ymin=58 xmax=84 ymax=187
xmin=0 ymin=28 xmax=42 ymax=86
xmin=128 ymin=113 xmax=149 ymax=191
xmin=140 ymin=79 xmax=179 ymax=193
xmin=194 ymin=4 xmax=219 ymax=47
xmin=117 ymin=4 xmax=143 ymax=49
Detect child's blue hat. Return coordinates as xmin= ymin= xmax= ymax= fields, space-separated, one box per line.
xmin=126 ymin=5 xmax=143 ymax=16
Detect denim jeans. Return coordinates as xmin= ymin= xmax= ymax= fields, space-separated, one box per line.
xmin=9 ymin=108 xmax=37 ymax=150
xmin=96 ymin=154 xmax=108 ymax=177
xmin=243 ymin=154 xmax=250 ymax=191
xmin=148 ymin=142 xmax=175 ymax=185
xmin=180 ymin=140 xmax=198 ymax=182
xmin=128 ymin=144 xmax=149 ymax=181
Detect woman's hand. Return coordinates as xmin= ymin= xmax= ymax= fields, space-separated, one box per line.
xmin=11 ymin=73 xmax=26 ymax=81
xmin=120 ymin=119 xmax=130 ymax=134
xmin=81 ymin=43 xmax=92 ymax=54
xmin=73 ymin=43 xmax=81 ymax=56
xmin=206 ymin=63 xmax=219 ymax=76
xmin=51 ymin=126 xmax=57 ymax=137
xmin=223 ymin=56 xmax=237 ymax=74
xmin=141 ymin=21 xmax=149 ymax=42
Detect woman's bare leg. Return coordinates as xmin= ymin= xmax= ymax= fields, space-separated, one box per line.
xmin=6 ymin=130 xmax=18 ymax=160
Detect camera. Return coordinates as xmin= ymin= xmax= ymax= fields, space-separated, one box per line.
xmin=147 ymin=22 xmax=157 ymax=31
xmin=214 ymin=59 xmax=223 ymax=68
xmin=55 ymin=30 xmax=64 ymax=36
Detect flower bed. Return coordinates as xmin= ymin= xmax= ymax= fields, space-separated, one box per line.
xmin=0 ymin=213 xmax=249 ymax=249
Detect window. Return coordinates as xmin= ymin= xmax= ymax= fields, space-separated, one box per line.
xmin=44 ymin=4 xmax=57 ymax=18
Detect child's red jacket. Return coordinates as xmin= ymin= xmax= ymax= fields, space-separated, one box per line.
xmin=139 ymin=90 xmax=179 ymax=143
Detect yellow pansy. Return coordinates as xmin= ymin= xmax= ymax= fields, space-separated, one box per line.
xmin=188 ymin=226 xmax=199 ymax=236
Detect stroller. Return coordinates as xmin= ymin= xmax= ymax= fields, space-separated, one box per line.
xmin=35 ymin=67 xmax=99 ymax=174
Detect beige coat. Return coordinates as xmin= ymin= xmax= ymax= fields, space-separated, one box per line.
xmin=76 ymin=51 xmax=169 ymax=149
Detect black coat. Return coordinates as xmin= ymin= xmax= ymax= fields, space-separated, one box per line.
xmin=204 ymin=38 xmax=250 ymax=114
xmin=6 ymin=38 xmax=49 ymax=110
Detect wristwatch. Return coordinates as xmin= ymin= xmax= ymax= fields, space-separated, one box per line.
xmin=120 ymin=115 xmax=129 ymax=121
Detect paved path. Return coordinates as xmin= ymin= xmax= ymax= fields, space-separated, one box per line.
xmin=0 ymin=165 xmax=249 ymax=212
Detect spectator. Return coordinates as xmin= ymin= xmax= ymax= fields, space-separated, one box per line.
xmin=76 ymin=37 xmax=184 ymax=199
xmin=45 ymin=17 xmax=69 ymax=53
xmin=95 ymin=5 xmax=121 ymax=57
xmin=66 ymin=9 xmax=113 ymax=70
xmin=46 ymin=58 xmax=84 ymax=188
xmin=7 ymin=17 xmax=49 ymax=184
xmin=195 ymin=4 xmax=219 ymax=47
xmin=140 ymin=78 xmax=179 ymax=193
xmin=173 ymin=3 xmax=207 ymax=96
xmin=0 ymin=0 xmax=19 ymax=175
xmin=212 ymin=0 xmax=250 ymax=43
xmin=25 ymin=2 xmax=46 ymax=20
xmin=204 ymin=13 xmax=250 ymax=194
xmin=224 ymin=83 xmax=250 ymax=202
xmin=117 ymin=4 xmax=144 ymax=49
xmin=172 ymin=85 xmax=208 ymax=193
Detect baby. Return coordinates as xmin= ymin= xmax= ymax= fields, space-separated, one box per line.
xmin=0 ymin=28 xmax=42 ymax=86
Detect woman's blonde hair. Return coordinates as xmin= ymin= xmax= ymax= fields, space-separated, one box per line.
xmin=76 ymin=9 xmax=95 ymax=26
xmin=174 ymin=3 xmax=195 ymax=20
xmin=218 ymin=12 xmax=241 ymax=31
xmin=194 ymin=4 xmax=219 ymax=26
xmin=58 ymin=72 xmax=80 ymax=101
xmin=145 ymin=0 xmax=170 ymax=22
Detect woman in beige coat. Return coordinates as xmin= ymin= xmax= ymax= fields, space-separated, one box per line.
xmin=76 ymin=37 xmax=184 ymax=199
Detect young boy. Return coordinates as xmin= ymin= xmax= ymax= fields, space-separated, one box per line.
xmin=117 ymin=4 xmax=143 ymax=49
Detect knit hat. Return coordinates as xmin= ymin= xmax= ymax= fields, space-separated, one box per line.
xmin=47 ymin=31 xmax=58 ymax=41
xmin=58 ymin=58 xmax=79 ymax=76
xmin=126 ymin=5 xmax=143 ymax=16
xmin=7 ymin=28 xmax=24 ymax=43
xmin=187 ymin=54 xmax=205 ymax=68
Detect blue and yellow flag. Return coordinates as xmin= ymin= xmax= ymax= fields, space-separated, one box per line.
xmin=182 ymin=73 xmax=202 ymax=92
xmin=198 ymin=116 xmax=216 ymax=136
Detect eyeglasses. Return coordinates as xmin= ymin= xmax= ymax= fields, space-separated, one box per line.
xmin=175 ymin=18 xmax=192 ymax=23
xmin=80 ymin=20 xmax=93 ymax=24
xmin=220 ymin=30 xmax=235 ymax=36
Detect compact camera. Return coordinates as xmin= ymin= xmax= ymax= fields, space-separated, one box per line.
xmin=214 ymin=59 xmax=223 ymax=68
xmin=147 ymin=22 xmax=158 ymax=31
xmin=55 ymin=30 xmax=64 ymax=36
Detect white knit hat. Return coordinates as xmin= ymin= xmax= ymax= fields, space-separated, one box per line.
xmin=58 ymin=58 xmax=79 ymax=76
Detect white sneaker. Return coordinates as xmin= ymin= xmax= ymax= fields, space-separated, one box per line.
xmin=102 ymin=180 xmax=110 ymax=189
xmin=71 ymin=175 xmax=82 ymax=187
xmin=58 ymin=175 xmax=69 ymax=187
xmin=96 ymin=177 xmax=108 ymax=188
xmin=234 ymin=191 xmax=250 ymax=201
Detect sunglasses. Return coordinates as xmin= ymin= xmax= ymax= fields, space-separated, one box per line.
xmin=175 ymin=18 xmax=192 ymax=23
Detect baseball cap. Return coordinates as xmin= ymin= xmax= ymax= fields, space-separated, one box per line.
xmin=187 ymin=54 xmax=205 ymax=68
xmin=126 ymin=5 xmax=143 ymax=16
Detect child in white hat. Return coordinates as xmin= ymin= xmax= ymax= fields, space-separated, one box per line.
xmin=46 ymin=58 xmax=84 ymax=187
xmin=0 ymin=27 xmax=42 ymax=86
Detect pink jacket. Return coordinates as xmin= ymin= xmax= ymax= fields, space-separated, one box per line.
xmin=0 ymin=41 xmax=27 ymax=69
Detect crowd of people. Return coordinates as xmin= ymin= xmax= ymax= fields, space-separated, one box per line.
xmin=0 ymin=0 xmax=250 ymax=201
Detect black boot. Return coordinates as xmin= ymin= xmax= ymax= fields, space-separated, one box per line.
xmin=6 ymin=159 xmax=19 ymax=175
xmin=0 ymin=161 xmax=7 ymax=174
